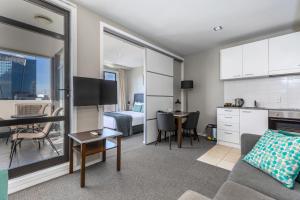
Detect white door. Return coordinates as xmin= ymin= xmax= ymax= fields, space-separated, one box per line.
xmin=220 ymin=45 xmax=243 ymax=80
xmin=145 ymin=49 xmax=174 ymax=144
xmin=269 ymin=32 xmax=300 ymax=75
xmin=243 ymin=40 xmax=269 ymax=78
xmin=240 ymin=109 xmax=268 ymax=136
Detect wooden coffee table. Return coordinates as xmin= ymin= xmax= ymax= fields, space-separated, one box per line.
xmin=68 ymin=128 xmax=122 ymax=188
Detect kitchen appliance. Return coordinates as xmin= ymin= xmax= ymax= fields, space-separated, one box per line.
xmin=269 ymin=110 xmax=300 ymax=133
xmin=234 ymin=98 xmax=244 ymax=107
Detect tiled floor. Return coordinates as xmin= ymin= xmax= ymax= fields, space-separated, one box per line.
xmin=197 ymin=144 xmax=241 ymax=171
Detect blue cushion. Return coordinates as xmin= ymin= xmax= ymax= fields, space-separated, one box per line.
xmin=243 ymin=129 xmax=300 ymax=188
xmin=279 ymin=130 xmax=300 ymax=183
xmin=0 ymin=170 xmax=8 ymax=200
xmin=132 ymin=104 xmax=142 ymax=112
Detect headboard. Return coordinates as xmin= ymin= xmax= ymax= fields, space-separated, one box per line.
xmin=134 ymin=93 xmax=144 ymax=103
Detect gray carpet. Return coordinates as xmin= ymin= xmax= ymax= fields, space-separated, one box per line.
xmin=9 ymin=134 xmax=229 ymax=200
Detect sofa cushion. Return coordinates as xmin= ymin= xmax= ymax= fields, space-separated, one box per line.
xmin=229 ymin=160 xmax=300 ymax=200
xmin=243 ymin=130 xmax=300 ymax=188
xmin=214 ymin=181 xmax=275 ymax=200
xmin=178 ymin=190 xmax=211 ymax=200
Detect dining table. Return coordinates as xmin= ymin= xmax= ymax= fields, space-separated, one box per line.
xmin=173 ymin=111 xmax=189 ymax=148
xmin=10 ymin=113 xmax=48 ymax=132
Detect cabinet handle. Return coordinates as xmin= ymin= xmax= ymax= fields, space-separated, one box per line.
xmin=242 ymin=111 xmax=252 ymax=113
xmin=245 ymin=73 xmax=254 ymax=76
xmin=233 ymin=75 xmax=241 ymax=78
xmin=224 ymin=110 xmax=232 ymax=112
xmin=224 ymin=124 xmax=232 ymax=127
xmin=224 ymin=132 xmax=233 ymax=135
xmin=224 ymin=116 xmax=232 ymax=119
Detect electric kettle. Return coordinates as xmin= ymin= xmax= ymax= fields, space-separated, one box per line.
xmin=234 ymin=98 xmax=244 ymax=107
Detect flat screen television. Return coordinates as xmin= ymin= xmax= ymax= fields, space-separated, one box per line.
xmin=73 ymin=77 xmax=100 ymax=106
xmin=100 ymin=79 xmax=117 ymax=105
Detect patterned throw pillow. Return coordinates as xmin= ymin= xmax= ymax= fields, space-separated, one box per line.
xmin=243 ymin=129 xmax=300 ymax=188
xmin=278 ymin=130 xmax=300 ymax=183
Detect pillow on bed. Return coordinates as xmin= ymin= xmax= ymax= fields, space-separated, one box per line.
xmin=133 ymin=103 xmax=142 ymax=112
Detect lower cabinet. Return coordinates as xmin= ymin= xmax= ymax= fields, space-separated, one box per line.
xmin=217 ymin=108 xmax=240 ymax=148
xmin=217 ymin=108 xmax=268 ymax=148
xmin=240 ymin=109 xmax=268 ymax=136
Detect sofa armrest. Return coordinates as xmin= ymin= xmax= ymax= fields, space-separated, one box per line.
xmin=0 ymin=170 xmax=8 ymax=200
xmin=241 ymin=134 xmax=261 ymax=155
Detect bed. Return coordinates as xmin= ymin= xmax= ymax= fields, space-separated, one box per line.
xmin=103 ymin=93 xmax=144 ymax=136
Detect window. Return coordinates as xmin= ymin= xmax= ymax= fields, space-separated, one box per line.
xmin=103 ymin=71 xmax=117 ymax=112
xmin=104 ymin=71 xmax=116 ymax=81
xmin=0 ymin=50 xmax=51 ymax=100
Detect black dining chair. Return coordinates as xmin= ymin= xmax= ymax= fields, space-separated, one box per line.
xmin=182 ymin=111 xmax=200 ymax=145
xmin=156 ymin=112 xmax=176 ymax=150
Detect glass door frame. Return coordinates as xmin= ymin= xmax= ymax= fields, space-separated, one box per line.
xmin=0 ymin=0 xmax=70 ymax=178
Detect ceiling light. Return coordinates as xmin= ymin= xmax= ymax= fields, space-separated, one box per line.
xmin=34 ymin=15 xmax=53 ymax=25
xmin=213 ymin=26 xmax=223 ymax=31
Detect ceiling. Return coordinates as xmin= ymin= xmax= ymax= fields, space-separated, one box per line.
xmin=0 ymin=23 xmax=64 ymax=57
xmin=0 ymin=0 xmax=64 ymax=35
xmin=72 ymin=0 xmax=300 ymax=56
xmin=104 ymin=33 xmax=144 ymax=69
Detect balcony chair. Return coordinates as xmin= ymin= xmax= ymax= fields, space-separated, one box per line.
xmin=9 ymin=107 xmax=63 ymax=168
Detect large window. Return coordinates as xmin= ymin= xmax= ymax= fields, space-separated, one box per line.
xmin=0 ymin=0 xmax=70 ymax=178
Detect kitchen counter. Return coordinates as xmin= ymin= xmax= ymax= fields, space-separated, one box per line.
xmin=217 ymin=106 xmax=300 ymax=111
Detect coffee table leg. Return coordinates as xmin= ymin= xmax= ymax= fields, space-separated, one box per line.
xmin=102 ymin=139 xmax=106 ymax=162
xmin=69 ymin=138 xmax=73 ymax=174
xmin=80 ymin=143 xmax=86 ymax=188
xmin=117 ymin=136 xmax=121 ymax=171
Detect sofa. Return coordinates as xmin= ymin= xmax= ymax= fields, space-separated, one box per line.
xmin=0 ymin=169 xmax=8 ymax=200
xmin=179 ymin=134 xmax=300 ymax=200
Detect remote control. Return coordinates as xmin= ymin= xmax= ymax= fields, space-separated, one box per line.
xmin=90 ymin=131 xmax=98 ymax=136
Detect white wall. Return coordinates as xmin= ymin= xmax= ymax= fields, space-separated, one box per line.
xmin=224 ymin=75 xmax=300 ymax=109
xmin=184 ymin=48 xmax=224 ymax=134
xmin=126 ymin=67 xmax=144 ymax=105
xmin=173 ymin=60 xmax=182 ymax=110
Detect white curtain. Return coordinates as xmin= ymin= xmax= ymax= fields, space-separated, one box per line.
xmin=117 ymin=69 xmax=126 ymax=111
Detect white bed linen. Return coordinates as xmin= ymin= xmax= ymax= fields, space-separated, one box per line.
xmin=103 ymin=111 xmax=144 ymax=129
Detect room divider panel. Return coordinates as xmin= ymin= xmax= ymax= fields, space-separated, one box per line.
xmin=145 ymin=49 xmax=174 ymax=144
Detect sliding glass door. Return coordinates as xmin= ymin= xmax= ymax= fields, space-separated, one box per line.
xmin=0 ymin=0 xmax=70 ymax=178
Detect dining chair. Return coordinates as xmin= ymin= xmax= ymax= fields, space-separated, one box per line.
xmin=182 ymin=111 xmax=200 ymax=145
xmin=0 ymin=118 xmax=11 ymax=145
xmin=156 ymin=112 xmax=177 ymax=150
xmin=9 ymin=107 xmax=63 ymax=168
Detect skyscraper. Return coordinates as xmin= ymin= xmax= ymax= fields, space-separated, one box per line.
xmin=0 ymin=53 xmax=37 ymax=100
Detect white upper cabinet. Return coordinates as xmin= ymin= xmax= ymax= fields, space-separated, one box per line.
xmin=243 ymin=40 xmax=269 ymax=77
xmin=220 ymin=45 xmax=243 ymax=80
xmin=269 ymin=32 xmax=300 ymax=75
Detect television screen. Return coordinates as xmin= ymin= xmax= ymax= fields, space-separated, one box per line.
xmin=100 ymin=79 xmax=117 ymax=105
xmin=73 ymin=77 xmax=100 ymax=106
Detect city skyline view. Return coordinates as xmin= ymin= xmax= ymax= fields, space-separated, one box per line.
xmin=0 ymin=50 xmax=51 ymax=100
